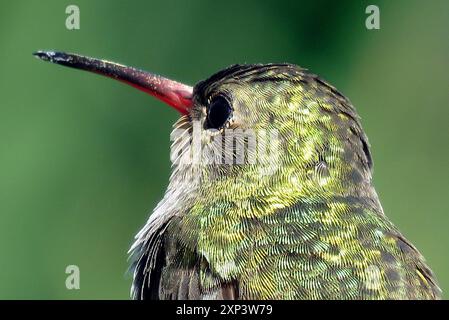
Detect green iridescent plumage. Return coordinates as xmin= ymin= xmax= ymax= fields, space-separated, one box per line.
xmin=130 ymin=64 xmax=441 ymax=299
xmin=33 ymin=50 xmax=440 ymax=299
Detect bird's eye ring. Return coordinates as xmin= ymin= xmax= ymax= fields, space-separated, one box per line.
xmin=205 ymin=95 xmax=233 ymax=130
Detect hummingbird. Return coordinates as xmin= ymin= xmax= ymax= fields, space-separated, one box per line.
xmin=34 ymin=50 xmax=441 ymax=300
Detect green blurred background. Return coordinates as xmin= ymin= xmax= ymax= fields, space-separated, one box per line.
xmin=0 ymin=0 xmax=448 ymax=299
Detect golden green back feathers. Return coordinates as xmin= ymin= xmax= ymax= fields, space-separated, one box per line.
xmin=130 ymin=63 xmax=440 ymax=299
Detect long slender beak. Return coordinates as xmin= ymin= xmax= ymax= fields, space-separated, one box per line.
xmin=33 ymin=50 xmax=193 ymax=115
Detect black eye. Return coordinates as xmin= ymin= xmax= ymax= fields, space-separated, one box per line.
xmin=206 ymin=95 xmax=232 ymax=130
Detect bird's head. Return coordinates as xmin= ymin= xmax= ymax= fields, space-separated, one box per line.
xmin=34 ymin=51 xmax=376 ymax=209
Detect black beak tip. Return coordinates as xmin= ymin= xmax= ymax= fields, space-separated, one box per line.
xmin=33 ymin=50 xmax=52 ymax=61
xmin=33 ymin=50 xmax=71 ymax=64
